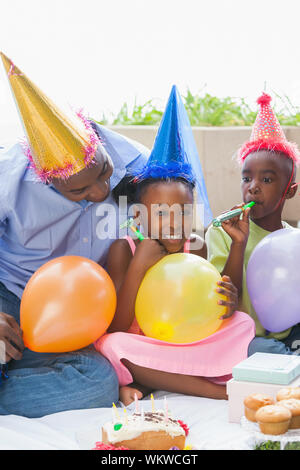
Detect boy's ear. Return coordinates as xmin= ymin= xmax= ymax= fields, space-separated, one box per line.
xmin=286 ymin=182 xmax=298 ymax=200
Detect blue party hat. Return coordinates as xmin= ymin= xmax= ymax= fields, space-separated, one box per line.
xmin=134 ymin=85 xmax=212 ymax=226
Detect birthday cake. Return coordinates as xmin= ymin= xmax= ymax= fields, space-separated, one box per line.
xmin=95 ymin=404 xmax=188 ymax=450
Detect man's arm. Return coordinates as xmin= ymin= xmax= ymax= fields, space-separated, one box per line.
xmin=0 ymin=217 xmax=7 ymax=238
xmin=0 ymin=217 xmax=24 ymax=362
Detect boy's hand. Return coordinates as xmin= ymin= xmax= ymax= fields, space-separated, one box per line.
xmin=221 ymin=204 xmax=250 ymax=246
xmin=216 ymin=275 xmax=238 ymax=319
xmin=133 ymin=238 xmax=167 ymax=272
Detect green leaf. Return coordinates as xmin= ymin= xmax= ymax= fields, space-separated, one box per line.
xmin=92 ymin=90 xmax=300 ymax=127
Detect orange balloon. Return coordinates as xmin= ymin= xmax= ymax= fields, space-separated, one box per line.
xmin=20 ymin=256 xmax=116 ymax=352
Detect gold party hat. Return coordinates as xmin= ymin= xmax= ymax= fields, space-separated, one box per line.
xmin=0 ymin=52 xmax=99 ymax=181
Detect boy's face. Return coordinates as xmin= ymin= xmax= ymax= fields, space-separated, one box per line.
xmin=137 ymin=181 xmax=194 ymax=253
xmin=51 ymin=146 xmax=114 ymax=202
xmin=241 ymin=150 xmax=295 ymax=221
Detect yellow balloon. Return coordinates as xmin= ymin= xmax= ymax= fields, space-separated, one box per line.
xmin=135 ymin=253 xmax=226 ymax=343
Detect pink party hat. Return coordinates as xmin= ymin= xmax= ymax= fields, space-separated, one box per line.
xmin=238 ymin=93 xmax=300 ymax=165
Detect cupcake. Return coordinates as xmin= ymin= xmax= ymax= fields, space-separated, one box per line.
xmin=243 ymin=393 xmax=275 ymax=422
xmin=276 ymin=387 xmax=300 ymax=402
xmin=278 ymin=399 xmax=300 ymax=429
xmin=255 ymin=405 xmax=291 ymax=435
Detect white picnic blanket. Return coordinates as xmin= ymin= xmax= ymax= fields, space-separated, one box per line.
xmin=0 ymin=391 xmax=257 ymax=450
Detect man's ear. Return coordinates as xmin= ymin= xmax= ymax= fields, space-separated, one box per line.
xmin=286 ymin=182 xmax=298 ymax=200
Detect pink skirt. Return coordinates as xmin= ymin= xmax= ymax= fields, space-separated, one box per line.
xmin=94 ymin=311 xmax=255 ymax=386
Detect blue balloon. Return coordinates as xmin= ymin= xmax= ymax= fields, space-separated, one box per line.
xmin=246 ymin=228 xmax=300 ymax=332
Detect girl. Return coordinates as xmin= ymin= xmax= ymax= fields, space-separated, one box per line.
xmin=94 ymin=86 xmax=255 ymax=405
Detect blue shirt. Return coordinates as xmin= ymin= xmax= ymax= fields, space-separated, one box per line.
xmin=0 ymin=123 xmax=149 ymax=298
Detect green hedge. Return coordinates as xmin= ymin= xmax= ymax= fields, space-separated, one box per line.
xmin=94 ymin=90 xmax=300 ymax=127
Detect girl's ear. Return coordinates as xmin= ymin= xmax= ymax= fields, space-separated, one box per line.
xmin=286 ymin=182 xmax=298 ymax=200
xmin=132 ymin=206 xmax=141 ymax=226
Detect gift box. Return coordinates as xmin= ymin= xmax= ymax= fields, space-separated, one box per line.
xmin=227 ymin=375 xmax=300 ymax=423
xmin=232 ymin=353 xmax=300 ymax=385
xmin=227 ymin=353 xmax=300 ymax=423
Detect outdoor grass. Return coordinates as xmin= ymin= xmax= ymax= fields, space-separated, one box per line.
xmin=255 ymin=441 xmax=300 ymax=450
xmin=94 ymin=89 xmax=300 ymax=127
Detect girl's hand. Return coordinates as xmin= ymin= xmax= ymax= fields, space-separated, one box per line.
xmin=221 ymin=204 xmax=250 ymax=246
xmin=133 ymin=238 xmax=168 ymax=272
xmin=216 ymin=275 xmax=238 ymax=319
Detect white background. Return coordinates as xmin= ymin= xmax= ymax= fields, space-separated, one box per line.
xmin=1 ymin=0 xmax=300 ymax=142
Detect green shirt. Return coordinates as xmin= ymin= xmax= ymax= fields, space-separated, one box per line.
xmin=205 ymin=219 xmax=293 ymax=340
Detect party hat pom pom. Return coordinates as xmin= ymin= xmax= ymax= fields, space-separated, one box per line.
xmin=257 ymin=93 xmax=272 ymax=106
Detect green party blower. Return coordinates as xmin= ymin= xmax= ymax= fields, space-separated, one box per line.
xmin=120 ymin=218 xmax=145 ymax=241
xmin=212 ymin=201 xmax=255 ymax=227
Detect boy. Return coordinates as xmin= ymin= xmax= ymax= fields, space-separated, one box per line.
xmin=206 ymin=93 xmax=300 ymax=355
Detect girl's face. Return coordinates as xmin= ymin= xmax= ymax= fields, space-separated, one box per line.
xmin=241 ymin=150 xmax=294 ymax=222
xmin=138 ymin=181 xmax=194 ymax=253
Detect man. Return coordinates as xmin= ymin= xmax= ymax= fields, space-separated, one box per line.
xmin=0 ymin=53 xmax=149 ymax=417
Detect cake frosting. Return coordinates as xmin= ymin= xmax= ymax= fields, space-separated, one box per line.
xmin=103 ymin=410 xmax=186 ymax=444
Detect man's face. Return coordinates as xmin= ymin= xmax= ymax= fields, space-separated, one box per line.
xmin=51 ymin=146 xmax=114 ymax=202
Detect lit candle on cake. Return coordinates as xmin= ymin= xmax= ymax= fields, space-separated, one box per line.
xmin=134 ymin=392 xmax=139 ymax=413
xmin=151 ymin=393 xmax=155 ymax=412
xmin=112 ymin=402 xmax=121 ymax=421
xmin=141 ymin=405 xmax=145 ymax=422
xmin=164 ymin=396 xmax=169 ymax=422
xmin=112 ymin=406 xmax=115 ymax=424
xmin=124 ymin=408 xmax=128 ymax=425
